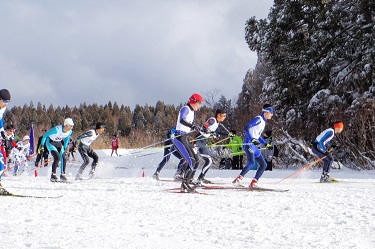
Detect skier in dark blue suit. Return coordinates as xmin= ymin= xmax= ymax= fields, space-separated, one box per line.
xmin=152 ymin=126 xmax=187 ymax=180
xmin=312 ymin=121 xmax=344 ymax=182
xmin=172 ymin=93 xmax=203 ymax=192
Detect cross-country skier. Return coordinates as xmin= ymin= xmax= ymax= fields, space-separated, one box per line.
xmin=232 ymin=104 xmax=274 ymax=188
xmin=191 ymin=109 xmax=230 ymax=185
xmin=75 ymin=122 xmax=106 ymax=180
xmin=312 ymin=121 xmax=344 ymax=182
xmin=152 ymin=126 xmax=187 ymax=181
xmin=173 ymin=93 xmax=203 ymax=192
xmin=39 ymin=118 xmax=74 ymax=182
xmin=0 ymin=89 xmax=11 ymax=195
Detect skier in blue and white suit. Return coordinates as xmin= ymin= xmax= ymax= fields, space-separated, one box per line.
xmin=173 ymin=93 xmax=203 ymax=192
xmin=39 ymin=118 xmax=74 ymax=182
xmin=232 ymin=104 xmax=274 ymax=188
xmin=312 ymin=121 xmax=344 ymax=182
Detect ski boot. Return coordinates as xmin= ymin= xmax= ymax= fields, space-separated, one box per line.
xmin=50 ymin=173 xmax=59 ymax=182
xmin=89 ymin=170 xmax=95 ymax=179
xmin=75 ymin=173 xmax=83 ymax=181
xmin=197 ymin=173 xmax=213 ymax=184
xmin=249 ymin=178 xmax=259 ymax=188
xmin=232 ymin=175 xmax=245 ymax=187
xmin=152 ymin=172 xmax=160 ymax=181
xmin=174 ymin=172 xmax=183 ymax=180
xmin=320 ymin=172 xmax=333 ymax=183
xmin=190 ymin=179 xmax=203 ymax=187
xmin=181 ymin=180 xmax=196 ymax=193
xmin=60 ymin=174 xmax=68 ymax=183
xmin=0 ymin=181 xmax=11 ymax=195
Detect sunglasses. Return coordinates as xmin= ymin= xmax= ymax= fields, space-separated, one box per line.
xmin=2 ymin=99 xmax=10 ymax=103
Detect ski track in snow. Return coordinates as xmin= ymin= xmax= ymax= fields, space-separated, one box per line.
xmin=1 ymin=149 xmax=374 ymax=249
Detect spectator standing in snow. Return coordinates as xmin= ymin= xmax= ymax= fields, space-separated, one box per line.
xmin=229 ymin=130 xmax=244 ymax=170
xmin=0 ymin=89 xmax=11 ymax=194
xmin=152 ymin=126 xmax=187 ymax=181
xmin=35 ymin=128 xmax=49 ymax=167
xmin=172 ymin=93 xmax=203 ymax=192
xmin=232 ymin=104 xmax=274 ymax=188
xmin=39 ymin=118 xmax=74 ymax=182
xmin=67 ymin=138 xmax=76 ymax=161
xmin=312 ymin=121 xmax=344 ymax=182
xmin=4 ymin=125 xmax=18 ymax=167
xmin=75 ymin=122 xmax=106 ymax=180
xmin=111 ymin=134 xmax=119 ymax=156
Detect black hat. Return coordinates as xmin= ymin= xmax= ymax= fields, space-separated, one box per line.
xmin=0 ymin=89 xmax=11 ymax=101
xmin=95 ymin=122 xmax=106 ymax=129
xmin=215 ymin=109 xmax=226 ymax=116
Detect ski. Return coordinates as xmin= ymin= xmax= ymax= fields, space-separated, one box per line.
xmin=317 ymin=179 xmax=344 ymax=183
xmin=51 ymin=180 xmax=73 ymax=184
xmin=1 ymin=193 xmax=63 ymax=199
xmin=158 ymin=178 xmax=181 ymax=182
xmin=157 ymin=178 xmax=226 ymax=185
xmin=203 ymin=185 xmax=289 ymax=192
xmin=165 ymin=187 xmax=213 ymax=195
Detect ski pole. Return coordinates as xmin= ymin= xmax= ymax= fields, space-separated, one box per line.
xmin=130 ymin=133 xmax=187 ymax=155
xmin=6 ymin=153 xmax=38 ymax=172
xmin=134 ymin=151 xmax=161 ymax=158
xmin=130 ymin=137 xmax=173 ymax=155
xmin=275 ymin=157 xmax=325 ymax=184
xmin=219 ymin=123 xmax=231 ymax=134
xmin=211 ymin=136 xmax=230 ymax=146
xmin=275 ymin=149 xmax=333 ymax=184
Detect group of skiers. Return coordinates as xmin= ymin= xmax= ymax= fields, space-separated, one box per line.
xmin=0 ymin=88 xmax=108 ymax=194
xmin=0 ymin=88 xmax=344 ymax=195
xmin=152 ymin=93 xmax=344 ymax=192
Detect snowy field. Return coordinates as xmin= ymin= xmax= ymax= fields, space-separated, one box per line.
xmin=1 ymin=148 xmax=374 ymax=249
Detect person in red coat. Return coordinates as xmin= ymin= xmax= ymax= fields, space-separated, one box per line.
xmin=111 ymin=134 xmax=119 ymax=156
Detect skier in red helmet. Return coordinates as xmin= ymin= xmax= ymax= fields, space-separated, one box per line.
xmin=172 ymin=93 xmax=203 ymax=192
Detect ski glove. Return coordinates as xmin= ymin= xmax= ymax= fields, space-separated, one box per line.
xmin=38 ymin=145 xmax=44 ymax=155
xmin=62 ymin=151 xmax=68 ymax=160
xmin=324 ymin=151 xmax=333 ymax=160
xmin=192 ymin=125 xmax=202 ymax=132
xmin=228 ymin=132 xmax=235 ymax=137
xmin=266 ymin=143 xmax=273 ymax=150
xmin=330 ymin=144 xmax=338 ymax=149
xmin=251 ymin=139 xmax=260 ymax=145
xmin=0 ymin=131 xmax=6 ymax=139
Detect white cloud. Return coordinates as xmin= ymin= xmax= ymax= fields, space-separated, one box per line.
xmin=0 ymin=0 xmax=273 ymax=109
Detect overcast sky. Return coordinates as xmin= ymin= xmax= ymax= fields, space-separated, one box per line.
xmin=0 ymin=0 xmax=273 ymax=110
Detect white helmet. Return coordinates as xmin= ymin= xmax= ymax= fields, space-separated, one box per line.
xmin=64 ymin=118 xmax=74 ymax=126
xmin=23 ymin=135 xmax=30 ymax=141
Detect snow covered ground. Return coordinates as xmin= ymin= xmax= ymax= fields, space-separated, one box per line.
xmin=1 ymin=148 xmax=374 ymax=249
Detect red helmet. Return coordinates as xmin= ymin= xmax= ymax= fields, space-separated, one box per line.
xmin=189 ymin=93 xmax=203 ymax=104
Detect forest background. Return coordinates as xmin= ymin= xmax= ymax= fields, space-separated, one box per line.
xmin=4 ymin=0 xmax=374 ymax=170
